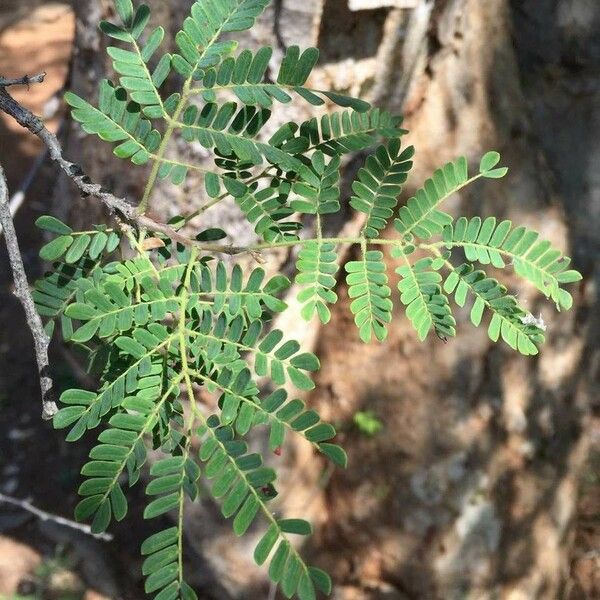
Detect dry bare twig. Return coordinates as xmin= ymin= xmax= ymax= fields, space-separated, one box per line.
xmin=0 ymin=163 xmax=57 ymax=419
xmin=0 ymin=73 xmax=47 ymax=87
xmin=0 ymin=147 xmax=51 ymax=238
xmin=0 ymin=73 xmax=251 ymax=255
xmin=0 ymin=492 xmax=113 ymax=541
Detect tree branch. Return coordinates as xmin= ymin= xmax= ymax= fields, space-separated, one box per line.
xmin=0 ymin=164 xmax=58 ymax=419
xmin=0 ymin=74 xmax=264 ymax=255
xmin=0 ymin=492 xmax=112 ymax=541
xmin=0 ymin=73 xmax=47 ymax=87
xmin=0 ymin=73 xmax=136 ymax=219
xmin=0 ymin=75 xmax=403 ymax=269
xmin=0 ymin=146 xmax=51 ymax=239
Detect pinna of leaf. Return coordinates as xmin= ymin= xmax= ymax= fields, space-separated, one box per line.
xmin=26 ymin=1 xmax=583 ymax=599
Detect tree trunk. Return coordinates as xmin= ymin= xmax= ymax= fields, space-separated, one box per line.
xmin=305 ymin=2 xmax=597 ymax=599
xmin=58 ymin=1 xmax=597 ymax=598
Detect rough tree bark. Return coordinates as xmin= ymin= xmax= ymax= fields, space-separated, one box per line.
xmin=56 ymin=1 xmax=597 ymax=598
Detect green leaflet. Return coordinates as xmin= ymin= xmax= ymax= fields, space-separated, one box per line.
xmin=75 ymin=376 xmax=184 ymax=534
xmin=189 ymin=261 xmax=291 ymax=318
xmin=187 ymin=312 xmax=320 ymax=390
xmin=194 ymin=44 xmax=368 ymax=112
xmin=345 ymin=250 xmax=393 ymax=343
xmin=174 ymin=100 xmax=307 ymax=174
xmin=230 ymin=182 xmax=302 ymax=243
xmin=443 ymin=262 xmax=545 ymax=355
xmin=395 ymin=255 xmax=456 ymax=341
xmin=441 ymin=216 xmax=580 ymax=310
xmin=395 ymin=155 xmax=469 ymax=240
xmin=479 ymin=150 xmax=508 ymax=178
xmin=199 ymin=421 xmax=323 ymax=600
xmin=36 ymin=215 xmax=72 ymax=235
xmin=173 ymin=0 xmax=271 ymax=76
xmin=271 ymin=108 xmax=406 ymax=157
xmin=34 ymin=223 xmax=119 ymax=339
xmin=291 ymin=152 xmax=341 ymax=215
xmin=295 ymin=241 xmax=339 ymax=324
xmin=351 ymin=140 xmax=414 ymax=238
xmin=101 ymin=0 xmax=167 ymax=118
xmin=66 ymin=81 xmax=158 ymax=166
xmin=142 ymin=450 xmax=200 ymax=600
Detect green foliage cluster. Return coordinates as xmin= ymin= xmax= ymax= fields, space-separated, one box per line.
xmin=353 ymin=411 xmax=383 ymax=437
xmin=32 ymin=1 xmax=581 ymax=598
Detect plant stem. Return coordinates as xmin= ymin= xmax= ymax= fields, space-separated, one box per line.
xmin=139 ymin=80 xmax=192 ymax=214
xmin=182 ymin=167 xmax=276 ymax=224
xmin=0 ymin=164 xmax=58 ymax=419
xmin=0 ymin=492 xmax=112 ymax=541
xmin=189 ymin=235 xmax=404 ymax=256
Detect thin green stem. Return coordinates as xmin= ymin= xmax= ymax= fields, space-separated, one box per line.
xmin=422 ymin=240 xmax=515 ymax=263
xmin=139 ymin=1 xmax=254 ymax=215
xmin=187 ymin=82 xmax=313 ymax=97
xmin=176 ymin=438 xmax=192 ymax=585
xmin=139 ymin=80 xmax=192 ymax=214
xmin=401 ymin=174 xmax=482 ymax=238
xmin=423 ymin=244 xmax=443 ymax=259
xmin=175 ymin=248 xmax=200 ymax=585
xmin=178 ymin=247 xmax=200 ymax=414
xmin=421 ymin=238 xmax=565 ymax=290
xmin=97 ymin=375 xmax=184 ymax=507
xmin=68 ymin=228 xmax=115 ymax=237
xmin=178 ymin=248 xmax=199 ymax=387
xmin=189 ymin=195 xmax=225 ymax=221
xmin=182 ymin=168 xmax=276 ymax=225
xmin=253 ymin=236 xmax=402 ymax=251
xmin=135 ymin=230 xmax=148 ymax=303
xmin=130 ymin=38 xmax=166 ymax=115
xmin=124 ymin=228 xmax=160 ymax=280
xmin=184 ymin=235 xmax=403 ymax=256
xmin=358 ymin=236 xmax=380 ymax=331
xmin=190 ymin=402 xmax=316 ymax=589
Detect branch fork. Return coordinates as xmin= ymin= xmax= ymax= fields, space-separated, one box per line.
xmin=0 ymin=73 xmax=258 ymax=419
